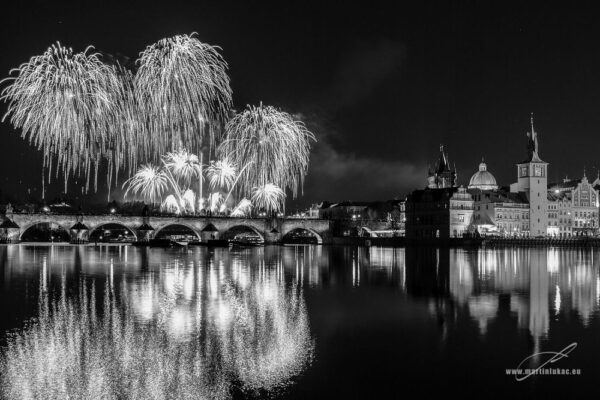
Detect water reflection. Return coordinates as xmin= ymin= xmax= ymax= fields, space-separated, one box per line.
xmin=0 ymin=246 xmax=314 ymax=399
xmin=1 ymin=245 xmax=600 ymax=398
xmin=447 ymin=247 xmax=600 ymax=341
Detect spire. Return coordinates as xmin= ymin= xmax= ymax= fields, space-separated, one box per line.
xmin=436 ymin=144 xmax=449 ymax=173
xmin=453 ymin=161 xmax=458 ymax=186
xmin=525 ymin=112 xmax=542 ymax=162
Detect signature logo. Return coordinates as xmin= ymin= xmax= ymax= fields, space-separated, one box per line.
xmin=514 ymin=342 xmax=577 ymax=381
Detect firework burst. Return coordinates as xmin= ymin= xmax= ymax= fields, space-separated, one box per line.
xmin=123 ymin=164 xmax=168 ymax=204
xmin=0 ymin=42 xmax=136 ymax=192
xmin=219 ymin=104 xmax=315 ymax=199
xmin=251 ymin=184 xmax=286 ymax=214
xmin=135 ymin=33 xmax=233 ymax=157
xmin=163 ymin=149 xmax=202 ymax=187
xmin=206 ymin=158 xmax=236 ymax=191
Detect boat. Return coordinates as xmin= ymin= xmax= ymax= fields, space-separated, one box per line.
xmin=131 ymin=239 xmax=185 ymax=248
xmin=229 ymin=239 xmax=264 ymax=248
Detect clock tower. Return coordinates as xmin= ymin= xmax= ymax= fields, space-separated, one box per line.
xmin=511 ymin=114 xmax=548 ymax=236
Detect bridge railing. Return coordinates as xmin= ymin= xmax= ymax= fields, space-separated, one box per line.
xmin=5 ymin=210 xmax=331 ymax=221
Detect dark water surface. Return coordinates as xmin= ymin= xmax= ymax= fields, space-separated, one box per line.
xmin=0 ymin=245 xmax=598 ymax=399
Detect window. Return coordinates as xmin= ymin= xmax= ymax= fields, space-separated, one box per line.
xmin=520 ymin=166 xmax=528 ymax=177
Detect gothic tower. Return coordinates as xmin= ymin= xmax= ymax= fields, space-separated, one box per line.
xmin=427 ymin=145 xmax=457 ymax=189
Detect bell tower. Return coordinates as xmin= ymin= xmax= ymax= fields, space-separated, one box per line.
xmin=511 ymin=114 xmax=548 ymax=236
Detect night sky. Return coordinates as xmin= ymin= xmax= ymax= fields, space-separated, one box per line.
xmin=1 ymin=1 xmax=600 ymax=209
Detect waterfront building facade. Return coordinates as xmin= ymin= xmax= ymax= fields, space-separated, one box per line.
xmin=547 ymin=173 xmax=600 ymax=237
xmin=472 ymin=190 xmax=530 ymax=236
xmin=407 ymin=146 xmax=473 ymax=240
xmin=449 ymin=186 xmax=475 ymax=237
xmin=405 ymin=115 xmax=599 ymax=240
xmin=405 ymin=187 xmax=458 ymax=240
xmin=569 ymin=174 xmax=599 ymax=235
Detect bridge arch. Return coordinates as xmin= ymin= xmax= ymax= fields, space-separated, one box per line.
xmin=153 ymin=223 xmax=201 ymax=240
xmin=19 ymin=221 xmax=71 ymax=242
xmin=281 ymin=227 xmax=323 ymax=244
xmin=220 ymin=225 xmax=265 ymax=242
xmin=89 ymin=223 xmax=138 ymax=242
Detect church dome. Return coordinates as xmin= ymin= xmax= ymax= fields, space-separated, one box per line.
xmin=468 ymin=159 xmax=498 ymax=190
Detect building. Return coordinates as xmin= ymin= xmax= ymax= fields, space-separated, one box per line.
xmin=318 ymin=200 xmax=401 ymax=221
xmin=318 ymin=200 xmax=405 ymax=237
xmin=406 ymin=185 xmax=475 ymax=240
xmin=405 ymin=115 xmax=598 ymax=240
xmin=547 ymin=173 xmax=599 ymax=237
xmin=406 ymin=146 xmax=474 ymax=240
xmin=449 ymin=186 xmax=475 ymax=237
xmin=472 ymin=190 xmax=530 ymax=236
xmin=405 ymin=187 xmax=457 ymax=240
xmin=468 ymin=158 xmax=499 ymax=191
xmin=510 ymin=115 xmax=548 ymax=236
xmin=546 ymin=191 xmax=571 ymax=237
xmin=427 ymin=145 xmax=457 ymax=189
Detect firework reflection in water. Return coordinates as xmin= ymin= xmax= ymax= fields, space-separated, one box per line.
xmin=0 ymin=257 xmax=313 ymax=399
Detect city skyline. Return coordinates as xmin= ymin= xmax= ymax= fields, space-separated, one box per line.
xmin=2 ymin=1 xmax=600 ymax=208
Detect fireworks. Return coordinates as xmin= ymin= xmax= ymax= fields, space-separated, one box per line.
xmin=231 ymin=198 xmax=252 ymax=217
xmin=2 ymin=36 xmax=318 ymax=209
xmin=161 ymin=194 xmax=181 ymax=214
xmin=1 ymin=34 xmax=232 ymax=193
xmin=208 ymin=192 xmax=224 ymax=213
xmin=219 ymin=104 xmax=315 ymax=199
xmin=163 ymin=149 xmax=202 ymax=187
xmin=252 ymin=184 xmax=286 ymax=214
xmin=123 ymin=164 xmax=168 ymax=204
xmin=0 ymin=43 xmax=136 ymax=192
xmin=206 ymin=158 xmax=236 ymax=191
xmin=0 ymin=256 xmax=314 ymax=399
xmin=135 ymin=33 xmax=233 ymax=157
xmin=124 ymin=150 xmax=203 ymax=215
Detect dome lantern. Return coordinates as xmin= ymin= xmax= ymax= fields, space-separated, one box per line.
xmin=468 ymin=157 xmax=498 ymax=191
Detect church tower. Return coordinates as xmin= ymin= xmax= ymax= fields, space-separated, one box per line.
xmin=427 ymin=145 xmax=457 ymax=189
xmin=510 ymin=114 xmax=548 ymax=236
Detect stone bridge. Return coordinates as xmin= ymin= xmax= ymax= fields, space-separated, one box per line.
xmin=1 ymin=213 xmax=332 ymax=244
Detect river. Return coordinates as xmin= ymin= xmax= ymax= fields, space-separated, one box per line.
xmin=0 ymin=245 xmax=597 ymax=399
